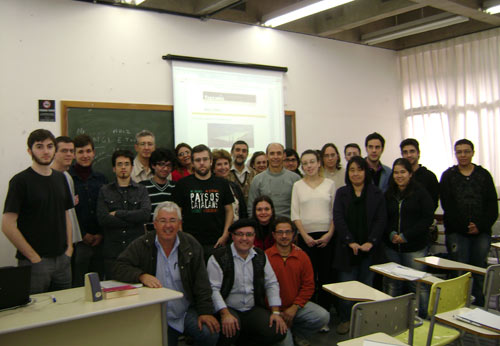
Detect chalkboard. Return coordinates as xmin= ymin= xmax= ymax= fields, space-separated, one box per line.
xmin=62 ymin=101 xmax=174 ymax=181
xmin=62 ymin=101 xmax=296 ymax=181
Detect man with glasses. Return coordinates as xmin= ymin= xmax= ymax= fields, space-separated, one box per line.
xmin=97 ymin=149 xmax=151 ymax=278
xmin=173 ymin=144 xmax=234 ymax=260
xmin=440 ymin=139 xmax=498 ymax=306
xmin=266 ymin=217 xmax=329 ymax=346
xmin=207 ymin=218 xmax=287 ymax=346
xmin=140 ymin=148 xmax=176 ymax=225
xmin=114 ymin=201 xmax=220 ymax=346
xmin=131 ymin=130 xmax=156 ymax=183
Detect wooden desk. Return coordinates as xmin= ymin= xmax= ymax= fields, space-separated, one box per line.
xmin=323 ymin=281 xmax=391 ymax=302
xmin=435 ymin=307 xmax=500 ymax=339
xmin=337 ymin=332 xmax=408 ymax=345
xmin=414 ymin=256 xmax=486 ymax=275
xmin=0 ymin=286 xmax=183 ymax=346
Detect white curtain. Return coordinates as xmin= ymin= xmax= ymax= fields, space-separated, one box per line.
xmin=398 ymin=28 xmax=500 ymax=185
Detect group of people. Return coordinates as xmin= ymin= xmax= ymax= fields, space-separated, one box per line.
xmin=2 ymin=128 xmax=498 ymax=345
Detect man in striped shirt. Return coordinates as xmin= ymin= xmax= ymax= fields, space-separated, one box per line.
xmin=140 ymin=148 xmax=176 ymax=230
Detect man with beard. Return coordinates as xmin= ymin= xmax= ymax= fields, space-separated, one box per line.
xmin=228 ymin=140 xmax=254 ymax=201
xmin=400 ymin=138 xmax=439 ymax=210
xmin=97 ymin=149 xmax=150 ymax=279
xmin=173 ymin=144 xmax=234 ymax=260
xmin=2 ymin=129 xmax=74 ymax=293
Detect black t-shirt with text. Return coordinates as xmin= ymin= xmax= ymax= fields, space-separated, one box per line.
xmin=173 ymin=175 xmax=234 ymax=246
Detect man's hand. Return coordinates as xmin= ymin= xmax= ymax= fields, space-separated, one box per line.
xmin=74 ymin=195 xmax=79 ymax=206
xmin=468 ymin=222 xmax=479 ymax=235
xmin=391 ymin=234 xmax=404 ymax=244
xmin=198 ymin=315 xmax=220 ymax=334
xmin=220 ymin=309 xmax=239 ymax=338
xmin=349 ymin=242 xmax=360 ymax=255
xmin=269 ymin=313 xmax=287 ymax=334
xmin=30 ymin=254 xmax=42 ymax=264
xmin=281 ymin=305 xmax=298 ymax=327
xmin=82 ymin=233 xmax=95 ymax=246
xmin=359 ymin=242 xmax=373 ymax=252
xmin=139 ymin=274 xmax=162 ymax=288
xmin=109 ymin=211 xmax=117 ymax=217
xmin=214 ymin=234 xmax=229 ymax=248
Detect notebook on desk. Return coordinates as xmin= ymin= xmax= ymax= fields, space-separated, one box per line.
xmin=0 ymin=265 xmax=31 ymax=311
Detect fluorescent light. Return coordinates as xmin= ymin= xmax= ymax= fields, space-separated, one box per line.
xmin=486 ymin=5 xmax=500 ymax=14
xmin=362 ymin=14 xmax=469 ymax=45
xmin=121 ymin=0 xmax=145 ymax=5
xmin=263 ymin=0 xmax=354 ymax=28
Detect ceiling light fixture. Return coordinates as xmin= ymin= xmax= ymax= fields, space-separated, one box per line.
xmin=484 ymin=0 xmax=500 ymax=14
xmin=262 ymin=0 xmax=354 ymax=28
xmin=361 ymin=13 xmax=469 ymax=45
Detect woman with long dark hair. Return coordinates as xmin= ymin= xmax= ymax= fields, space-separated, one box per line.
xmin=333 ymin=156 xmax=386 ymax=334
xmin=251 ymin=195 xmax=276 ymax=250
xmin=384 ymin=158 xmax=434 ymax=316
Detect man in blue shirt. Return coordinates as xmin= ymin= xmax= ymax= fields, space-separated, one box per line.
xmin=207 ymin=218 xmax=287 ymax=346
xmin=113 ymin=201 xmax=220 ymax=346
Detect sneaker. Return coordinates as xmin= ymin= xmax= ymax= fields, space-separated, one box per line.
xmin=319 ymin=324 xmax=330 ymax=333
xmin=336 ymin=321 xmax=350 ymax=335
xmin=293 ymin=335 xmax=311 ymax=346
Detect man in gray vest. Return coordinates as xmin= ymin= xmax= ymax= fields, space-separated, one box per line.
xmin=206 ymin=218 xmax=287 ymax=346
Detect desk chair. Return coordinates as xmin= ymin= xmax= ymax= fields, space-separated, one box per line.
xmin=396 ymin=272 xmax=472 ymax=346
xmin=484 ymin=264 xmax=500 ymax=311
xmin=349 ymin=293 xmax=416 ymax=345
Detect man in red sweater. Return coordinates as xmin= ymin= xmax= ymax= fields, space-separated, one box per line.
xmin=266 ymin=217 xmax=330 ymax=346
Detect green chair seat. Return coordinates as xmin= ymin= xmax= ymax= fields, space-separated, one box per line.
xmin=396 ymin=320 xmax=460 ymax=346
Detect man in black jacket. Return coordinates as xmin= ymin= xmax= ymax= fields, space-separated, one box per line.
xmin=440 ymin=139 xmax=498 ymax=306
xmin=400 ymin=138 xmax=440 ymax=210
xmin=114 ymin=201 xmax=220 ymax=346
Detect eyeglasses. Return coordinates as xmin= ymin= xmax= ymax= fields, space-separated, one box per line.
xmin=178 ymin=151 xmax=191 ymax=157
xmin=233 ymin=232 xmax=255 ymax=238
xmin=273 ymin=230 xmax=294 ymax=235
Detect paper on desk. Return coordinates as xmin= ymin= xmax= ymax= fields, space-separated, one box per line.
xmin=455 ymin=308 xmax=500 ymax=332
xmin=100 ymin=280 xmax=143 ymax=289
xmin=363 ymin=340 xmax=401 ymax=346
xmin=372 ymin=263 xmax=428 ymax=281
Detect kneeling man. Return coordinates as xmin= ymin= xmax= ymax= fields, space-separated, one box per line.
xmin=113 ymin=201 xmax=219 ymax=346
xmin=266 ymin=217 xmax=330 ymax=346
xmin=207 ymin=218 xmax=287 ymax=345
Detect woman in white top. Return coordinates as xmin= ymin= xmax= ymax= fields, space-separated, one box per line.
xmin=291 ymin=149 xmax=336 ymax=310
xmin=321 ymin=143 xmax=346 ymax=189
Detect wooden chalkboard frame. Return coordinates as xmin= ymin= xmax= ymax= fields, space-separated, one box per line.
xmin=61 ymin=101 xmax=296 ymax=149
xmin=61 ymin=101 xmax=173 ymax=135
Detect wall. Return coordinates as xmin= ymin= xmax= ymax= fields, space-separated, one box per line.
xmin=0 ymin=0 xmax=402 ymax=266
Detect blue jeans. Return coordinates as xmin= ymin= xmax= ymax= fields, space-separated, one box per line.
xmin=18 ymin=253 xmax=72 ymax=294
xmin=277 ymin=301 xmax=330 ymax=346
xmin=337 ymin=256 xmax=374 ymax=322
xmin=384 ymin=246 xmax=429 ymax=317
xmin=445 ymin=232 xmax=490 ymax=306
xmin=167 ymin=307 xmax=218 ymax=346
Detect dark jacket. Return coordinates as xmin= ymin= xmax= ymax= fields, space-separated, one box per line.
xmin=113 ymin=231 xmax=215 ymax=316
xmin=97 ymin=181 xmax=151 ymax=259
xmin=333 ymin=184 xmax=387 ymax=270
xmin=69 ymin=166 xmax=108 ymax=236
xmin=228 ymin=181 xmax=248 ymax=219
xmin=440 ymin=165 xmax=498 ymax=235
xmin=385 ymin=182 xmax=434 ymax=252
xmin=414 ymin=165 xmax=439 ymax=211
